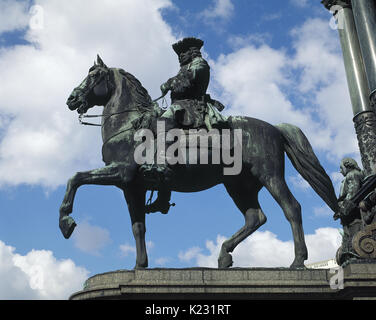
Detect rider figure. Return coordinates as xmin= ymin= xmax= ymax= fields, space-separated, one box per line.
xmin=144 ymin=37 xmax=228 ymax=214
xmin=159 ymin=37 xmax=227 ymax=130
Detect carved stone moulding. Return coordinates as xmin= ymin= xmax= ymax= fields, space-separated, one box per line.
xmin=353 ymin=111 xmax=376 ymax=176
xmin=352 ymin=222 xmax=376 ymax=259
xmin=371 ymin=90 xmax=376 ymax=110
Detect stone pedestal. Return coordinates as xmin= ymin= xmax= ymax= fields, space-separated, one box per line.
xmin=70 ymin=263 xmax=376 ymax=300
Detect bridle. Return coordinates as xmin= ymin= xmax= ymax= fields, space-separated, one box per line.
xmin=78 ymin=95 xmax=166 ymax=127
xmin=78 ymin=69 xmax=168 ymax=127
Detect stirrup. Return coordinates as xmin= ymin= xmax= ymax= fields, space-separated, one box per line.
xmin=145 ymin=199 xmax=175 ymax=215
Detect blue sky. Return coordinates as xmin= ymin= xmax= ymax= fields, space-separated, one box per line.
xmin=0 ymin=0 xmax=358 ymax=299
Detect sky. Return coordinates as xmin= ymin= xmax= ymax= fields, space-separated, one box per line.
xmin=0 ymin=0 xmax=358 ymax=299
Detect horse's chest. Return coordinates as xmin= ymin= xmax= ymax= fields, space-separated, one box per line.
xmin=101 ymin=130 xmax=134 ymax=164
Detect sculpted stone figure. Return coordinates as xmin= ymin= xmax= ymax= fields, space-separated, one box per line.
xmin=359 ymin=188 xmax=376 ymax=226
xmin=335 ymin=158 xmax=364 ymax=263
xmin=336 ymin=157 xmax=364 ymax=221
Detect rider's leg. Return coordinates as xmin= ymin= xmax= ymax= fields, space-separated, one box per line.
xmin=140 ymin=116 xmax=176 ymax=214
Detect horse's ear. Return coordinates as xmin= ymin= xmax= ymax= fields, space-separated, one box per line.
xmin=97 ymin=54 xmax=107 ymax=68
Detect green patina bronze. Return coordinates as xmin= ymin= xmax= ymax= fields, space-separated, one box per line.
xmin=60 ymin=39 xmax=338 ymax=269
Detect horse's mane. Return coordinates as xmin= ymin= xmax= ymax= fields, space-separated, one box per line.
xmin=117 ymin=69 xmax=153 ymax=111
xmin=114 ymin=68 xmax=163 ymax=130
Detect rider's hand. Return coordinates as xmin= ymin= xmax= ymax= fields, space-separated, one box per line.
xmin=160 ymin=84 xmax=169 ymax=96
xmin=160 ymin=80 xmax=172 ymax=96
xmin=333 ymin=211 xmax=340 ymax=221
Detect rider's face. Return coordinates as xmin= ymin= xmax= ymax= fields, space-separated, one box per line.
xmin=179 ymin=51 xmax=192 ymax=66
xmin=340 ymin=164 xmax=347 ymax=176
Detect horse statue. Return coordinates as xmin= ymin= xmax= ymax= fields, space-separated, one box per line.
xmin=60 ymin=55 xmax=339 ymax=269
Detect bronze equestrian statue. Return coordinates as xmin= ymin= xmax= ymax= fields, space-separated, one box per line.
xmin=60 ymin=38 xmax=338 ymax=269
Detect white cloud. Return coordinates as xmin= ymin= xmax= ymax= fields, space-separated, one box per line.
xmin=289 ymin=174 xmax=310 ymax=191
xmin=291 ymin=18 xmax=358 ymax=159
xmin=212 ymin=44 xmax=310 ymax=126
xmin=290 ymin=18 xmax=342 ymax=93
xmin=227 ymin=33 xmax=272 ymax=49
xmin=331 ymin=171 xmax=343 ymax=196
xmin=178 ymin=246 xmax=202 ymax=262
xmin=290 ymin=0 xmax=309 ymax=8
xmin=201 ymin=0 xmax=234 ymax=21
xmin=119 ymin=240 xmax=154 ymax=257
xmin=155 ymin=257 xmax=171 ymax=266
xmin=0 ymin=0 xmax=29 ymax=34
xmin=305 ymin=228 xmax=342 ymax=262
xmin=146 ymin=240 xmax=155 ymax=251
xmin=313 ymin=205 xmax=333 ymax=217
xmin=119 ymin=243 xmax=136 ymax=257
xmin=262 ymin=13 xmax=282 ymax=22
xmin=0 ymin=240 xmax=89 ymax=299
xmin=72 ymin=219 xmax=111 ymax=256
xmin=0 ymin=0 xmax=177 ymax=189
xmin=0 ymin=241 xmax=37 ymax=299
xmin=178 ymin=228 xmax=341 ymax=268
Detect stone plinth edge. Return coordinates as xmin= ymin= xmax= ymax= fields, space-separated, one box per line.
xmin=70 ymin=264 xmax=376 ymax=300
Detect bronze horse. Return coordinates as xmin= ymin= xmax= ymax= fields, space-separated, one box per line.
xmin=60 ymin=56 xmax=339 ymax=269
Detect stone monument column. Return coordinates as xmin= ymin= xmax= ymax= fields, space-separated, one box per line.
xmin=322 ymin=0 xmax=376 ymax=264
xmin=351 ymin=0 xmax=376 ymax=110
xmin=350 ymin=0 xmax=376 ymax=176
xmin=323 ymin=0 xmax=376 ymax=176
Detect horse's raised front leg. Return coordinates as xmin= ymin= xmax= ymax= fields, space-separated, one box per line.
xmin=123 ymin=185 xmax=148 ymax=269
xmin=59 ymin=163 xmax=132 ymax=239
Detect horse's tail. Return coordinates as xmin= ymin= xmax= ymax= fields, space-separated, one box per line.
xmin=275 ymin=123 xmax=339 ymax=212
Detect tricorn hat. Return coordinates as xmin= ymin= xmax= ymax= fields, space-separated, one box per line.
xmin=172 ymin=37 xmax=204 ymax=55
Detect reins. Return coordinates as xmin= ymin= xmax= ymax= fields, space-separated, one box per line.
xmin=78 ymin=93 xmax=167 ymax=127
xmin=78 ymin=109 xmax=139 ymax=127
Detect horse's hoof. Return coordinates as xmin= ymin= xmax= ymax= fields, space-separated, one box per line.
xmin=134 ymin=257 xmax=148 ymax=270
xmin=218 ymin=252 xmax=233 ymax=268
xmin=134 ymin=263 xmax=148 ymax=270
xmin=289 ymin=260 xmax=307 ymax=269
xmin=59 ymin=216 xmax=77 ymax=239
xmin=134 ymin=266 xmax=147 ymax=270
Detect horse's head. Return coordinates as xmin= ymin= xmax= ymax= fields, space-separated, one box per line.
xmin=67 ymin=55 xmax=113 ymax=114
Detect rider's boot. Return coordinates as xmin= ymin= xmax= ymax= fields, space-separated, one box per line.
xmin=145 ymin=189 xmax=174 ymax=214
xmin=139 ymin=118 xmax=175 ymax=213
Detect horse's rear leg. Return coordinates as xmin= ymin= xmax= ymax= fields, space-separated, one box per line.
xmin=218 ymin=180 xmax=266 ymax=268
xmin=262 ymin=175 xmax=308 ymax=268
